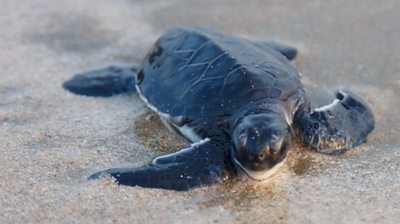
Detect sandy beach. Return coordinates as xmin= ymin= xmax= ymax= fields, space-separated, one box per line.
xmin=1 ymin=0 xmax=399 ymax=223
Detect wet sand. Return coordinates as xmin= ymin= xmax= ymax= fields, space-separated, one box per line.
xmin=1 ymin=0 xmax=399 ymax=223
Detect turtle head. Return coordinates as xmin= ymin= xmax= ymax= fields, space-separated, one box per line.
xmin=232 ymin=113 xmax=291 ymax=180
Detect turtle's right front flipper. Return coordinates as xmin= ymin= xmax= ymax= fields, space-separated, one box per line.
xmin=293 ymin=89 xmax=374 ymax=154
xmin=89 ymin=139 xmax=230 ymax=191
xmin=63 ymin=66 xmax=137 ymax=97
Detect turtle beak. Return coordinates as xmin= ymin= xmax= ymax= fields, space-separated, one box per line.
xmin=232 ymin=156 xmax=286 ymax=180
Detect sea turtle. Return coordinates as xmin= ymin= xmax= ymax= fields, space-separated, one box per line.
xmin=64 ymin=27 xmax=374 ymax=191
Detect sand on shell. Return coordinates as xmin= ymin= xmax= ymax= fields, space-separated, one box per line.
xmin=1 ymin=0 xmax=399 ymax=223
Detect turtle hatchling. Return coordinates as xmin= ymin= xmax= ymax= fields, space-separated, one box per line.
xmin=64 ymin=27 xmax=374 ymax=191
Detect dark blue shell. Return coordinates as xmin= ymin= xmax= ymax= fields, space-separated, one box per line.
xmin=137 ymin=28 xmax=304 ymax=138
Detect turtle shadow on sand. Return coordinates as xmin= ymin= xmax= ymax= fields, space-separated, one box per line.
xmin=133 ymin=111 xmax=185 ymax=155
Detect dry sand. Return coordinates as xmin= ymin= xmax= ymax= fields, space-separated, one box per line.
xmin=1 ymin=0 xmax=399 ymax=223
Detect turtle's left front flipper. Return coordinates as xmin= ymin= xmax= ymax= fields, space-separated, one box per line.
xmin=89 ymin=139 xmax=230 ymax=191
xmin=293 ymin=89 xmax=374 ymax=154
xmin=63 ymin=66 xmax=137 ymax=97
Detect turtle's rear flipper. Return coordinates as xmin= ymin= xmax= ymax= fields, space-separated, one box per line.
xmin=293 ymin=89 xmax=374 ymax=154
xmin=89 ymin=139 xmax=230 ymax=191
xmin=63 ymin=66 xmax=137 ymax=97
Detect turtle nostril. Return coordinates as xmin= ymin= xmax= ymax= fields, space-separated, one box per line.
xmin=258 ymin=152 xmax=265 ymax=160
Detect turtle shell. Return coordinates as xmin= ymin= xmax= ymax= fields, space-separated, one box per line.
xmin=136 ymin=28 xmax=303 ymax=138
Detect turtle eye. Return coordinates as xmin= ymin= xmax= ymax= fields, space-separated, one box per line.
xmin=233 ymin=128 xmax=247 ymax=148
xmin=272 ymin=138 xmax=283 ymax=152
xmin=267 ymin=129 xmax=287 ymax=152
xmin=233 ymin=129 xmax=250 ymax=161
xmin=269 ymin=130 xmax=281 ymax=143
xmin=236 ymin=145 xmax=247 ymax=157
